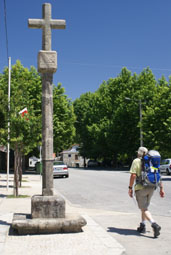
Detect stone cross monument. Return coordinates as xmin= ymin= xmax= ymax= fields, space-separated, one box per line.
xmin=12 ymin=3 xmax=86 ymax=234
xmin=28 ymin=3 xmax=66 ymax=196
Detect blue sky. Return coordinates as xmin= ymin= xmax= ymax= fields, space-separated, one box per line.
xmin=1 ymin=0 xmax=171 ymax=101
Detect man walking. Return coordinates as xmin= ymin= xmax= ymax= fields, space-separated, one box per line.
xmin=128 ymin=147 xmax=165 ymax=238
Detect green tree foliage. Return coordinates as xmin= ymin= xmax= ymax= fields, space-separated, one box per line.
xmin=74 ymin=67 xmax=171 ymax=165
xmin=0 ymin=60 xmax=42 ymax=195
xmin=0 ymin=60 xmax=42 ymax=149
xmin=0 ymin=61 xmax=76 ymax=194
xmin=74 ymin=92 xmax=102 ymax=159
xmin=53 ymin=83 xmax=76 ymax=154
xmin=143 ymin=76 xmax=171 ymax=158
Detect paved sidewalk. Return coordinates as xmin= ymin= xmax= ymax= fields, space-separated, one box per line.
xmin=0 ymin=173 xmax=125 ymax=255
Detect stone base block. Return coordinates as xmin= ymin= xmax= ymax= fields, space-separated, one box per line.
xmin=12 ymin=213 xmax=87 ymax=234
xmin=31 ymin=195 xmax=65 ymax=218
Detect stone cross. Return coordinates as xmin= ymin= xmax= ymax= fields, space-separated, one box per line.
xmin=28 ymin=3 xmax=66 ymax=51
xmin=28 ymin=3 xmax=66 ymax=196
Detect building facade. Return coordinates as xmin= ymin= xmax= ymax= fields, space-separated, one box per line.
xmin=61 ymin=145 xmax=87 ymax=168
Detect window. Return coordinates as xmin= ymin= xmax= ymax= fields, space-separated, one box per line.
xmin=75 ymin=155 xmax=78 ymax=160
xmin=161 ymin=160 xmax=166 ymax=165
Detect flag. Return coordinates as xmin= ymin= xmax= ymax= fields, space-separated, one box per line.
xmin=19 ymin=107 xmax=28 ymax=117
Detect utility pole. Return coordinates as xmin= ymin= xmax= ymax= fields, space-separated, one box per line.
xmin=139 ymin=99 xmax=143 ymax=146
xmin=7 ymin=56 xmax=11 ymax=190
xmin=125 ymin=97 xmax=143 ymax=147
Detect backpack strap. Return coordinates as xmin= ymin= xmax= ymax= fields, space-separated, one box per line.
xmin=141 ymin=156 xmax=146 ymax=172
xmin=136 ymin=158 xmax=144 ymax=185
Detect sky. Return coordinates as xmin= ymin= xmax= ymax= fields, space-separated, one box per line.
xmin=1 ymin=0 xmax=171 ymax=101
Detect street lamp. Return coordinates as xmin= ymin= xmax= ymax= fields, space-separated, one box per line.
xmin=125 ymin=97 xmax=143 ymax=147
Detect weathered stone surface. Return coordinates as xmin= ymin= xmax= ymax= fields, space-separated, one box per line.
xmin=31 ymin=195 xmax=65 ymax=219
xmin=38 ymin=51 xmax=57 ymax=73
xmin=28 ymin=3 xmax=66 ymax=196
xmin=28 ymin=3 xmax=66 ymax=51
xmin=41 ymin=72 xmax=54 ymax=196
xmin=12 ymin=213 xmax=87 ymax=234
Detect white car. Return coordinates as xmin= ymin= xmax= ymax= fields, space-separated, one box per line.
xmin=53 ymin=161 xmax=69 ymax=178
xmin=160 ymin=159 xmax=171 ymax=175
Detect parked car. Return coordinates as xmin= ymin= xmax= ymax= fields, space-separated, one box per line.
xmin=53 ymin=161 xmax=69 ymax=178
xmin=87 ymin=160 xmax=99 ymax=167
xmin=159 ymin=159 xmax=171 ymax=175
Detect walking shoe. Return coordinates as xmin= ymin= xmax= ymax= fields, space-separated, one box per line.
xmin=151 ymin=222 xmax=161 ymax=238
xmin=137 ymin=223 xmax=146 ymax=233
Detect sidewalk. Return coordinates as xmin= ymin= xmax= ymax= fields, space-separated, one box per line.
xmin=0 ymin=173 xmax=125 ymax=255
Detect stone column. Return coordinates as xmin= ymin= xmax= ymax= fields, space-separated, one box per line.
xmin=42 ymin=72 xmax=53 ymax=196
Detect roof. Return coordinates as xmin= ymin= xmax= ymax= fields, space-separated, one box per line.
xmin=61 ymin=144 xmax=80 ymax=154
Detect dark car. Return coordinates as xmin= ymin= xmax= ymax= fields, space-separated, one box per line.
xmin=87 ymin=160 xmax=99 ymax=167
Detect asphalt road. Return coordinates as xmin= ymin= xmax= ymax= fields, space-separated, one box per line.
xmin=54 ymin=168 xmax=171 ymax=255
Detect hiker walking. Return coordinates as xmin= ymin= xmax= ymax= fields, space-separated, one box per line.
xmin=128 ymin=146 xmax=165 ymax=238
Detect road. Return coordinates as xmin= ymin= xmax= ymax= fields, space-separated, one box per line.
xmin=54 ymin=168 xmax=171 ymax=255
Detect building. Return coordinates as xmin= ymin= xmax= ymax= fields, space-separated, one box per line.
xmin=61 ymin=145 xmax=86 ymax=168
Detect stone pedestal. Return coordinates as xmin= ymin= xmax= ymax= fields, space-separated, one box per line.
xmin=12 ymin=213 xmax=86 ymax=234
xmin=12 ymin=194 xmax=87 ymax=234
xmin=31 ymin=195 xmax=65 ymax=218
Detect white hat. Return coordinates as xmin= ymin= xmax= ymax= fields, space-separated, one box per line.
xmin=137 ymin=147 xmax=148 ymax=156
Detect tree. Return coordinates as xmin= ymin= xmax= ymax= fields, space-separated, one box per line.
xmin=0 ymin=60 xmax=42 ymax=196
xmin=53 ymin=83 xmax=76 ymax=155
xmin=73 ymin=67 xmax=164 ymax=166
xmin=143 ymin=76 xmax=171 ymax=157
xmin=74 ymin=92 xmax=102 ymax=160
xmin=0 ymin=61 xmax=77 ymax=194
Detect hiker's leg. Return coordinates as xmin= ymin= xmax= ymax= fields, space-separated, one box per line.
xmin=136 ymin=188 xmax=155 ymax=231
xmin=136 ymin=187 xmax=155 ymax=212
xmin=141 ymin=209 xmax=154 ymax=223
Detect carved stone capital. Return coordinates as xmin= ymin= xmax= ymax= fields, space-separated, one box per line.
xmin=38 ymin=50 xmax=57 ymax=73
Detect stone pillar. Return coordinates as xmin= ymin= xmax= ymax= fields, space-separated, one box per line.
xmin=42 ymin=72 xmax=54 ymax=196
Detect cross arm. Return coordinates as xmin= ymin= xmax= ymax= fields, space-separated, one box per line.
xmin=51 ymin=20 xmax=66 ymax=29
xmin=28 ymin=19 xmax=44 ymax=29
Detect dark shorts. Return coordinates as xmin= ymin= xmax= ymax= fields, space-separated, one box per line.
xmin=135 ymin=187 xmax=155 ymax=210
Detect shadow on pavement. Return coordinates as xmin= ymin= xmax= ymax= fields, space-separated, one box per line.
xmin=0 ymin=219 xmax=11 ymax=226
xmin=107 ymin=226 xmax=139 ymax=236
xmin=0 ymin=185 xmax=13 ymax=189
xmin=107 ymin=227 xmax=155 ymax=239
xmin=0 ymin=194 xmax=7 ymax=198
xmin=71 ymin=167 xmax=129 ymax=172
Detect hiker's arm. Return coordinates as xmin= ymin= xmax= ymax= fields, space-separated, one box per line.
xmin=128 ymin=173 xmax=136 ymax=197
xmin=159 ymin=182 xmax=165 ymax=198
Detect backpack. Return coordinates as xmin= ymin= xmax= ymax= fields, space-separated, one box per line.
xmin=137 ymin=150 xmax=161 ymax=188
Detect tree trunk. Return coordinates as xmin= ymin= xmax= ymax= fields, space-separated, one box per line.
xmin=112 ymin=153 xmax=118 ymax=168
xmin=19 ymin=152 xmax=22 ymax=187
xmin=22 ymin=155 xmax=26 ymax=173
xmin=83 ymin=157 xmax=86 ymax=168
xmin=14 ymin=145 xmax=19 ymax=197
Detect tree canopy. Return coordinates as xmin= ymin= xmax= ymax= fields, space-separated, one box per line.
xmin=74 ymin=67 xmax=171 ymax=165
xmin=0 ymin=60 xmax=42 ymax=154
xmin=0 ymin=61 xmax=76 ymax=194
xmin=0 ymin=62 xmax=170 ymax=170
xmin=53 ymin=83 xmax=75 ymax=154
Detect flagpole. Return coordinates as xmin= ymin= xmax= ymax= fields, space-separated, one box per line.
xmin=7 ymin=56 xmax=11 ymax=190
